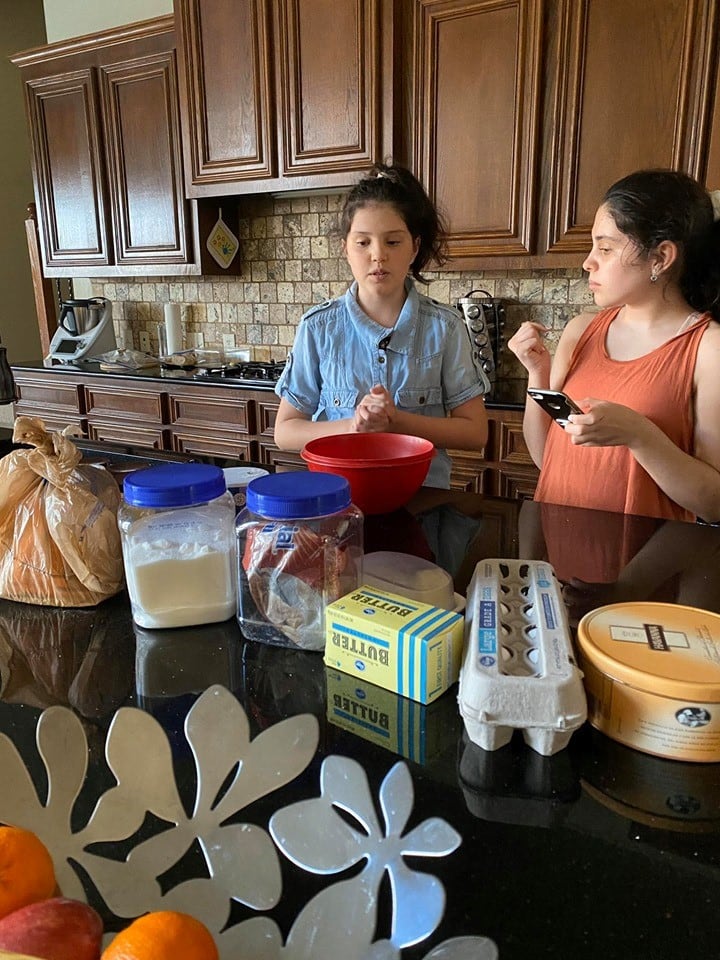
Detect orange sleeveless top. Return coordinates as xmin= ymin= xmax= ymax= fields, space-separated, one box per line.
xmin=534 ymin=306 xmax=711 ymax=520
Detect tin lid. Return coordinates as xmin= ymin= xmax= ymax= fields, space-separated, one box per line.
xmin=223 ymin=466 xmax=269 ymax=488
xmin=577 ymin=602 xmax=720 ymax=701
xmin=123 ymin=463 xmax=226 ymax=508
xmin=245 ymin=471 xmax=351 ymax=518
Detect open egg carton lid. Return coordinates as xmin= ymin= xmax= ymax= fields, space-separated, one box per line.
xmin=458 ymin=558 xmax=587 ymax=756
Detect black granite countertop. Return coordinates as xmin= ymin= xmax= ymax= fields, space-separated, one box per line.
xmin=10 ymin=361 xmax=528 ymax=408
xmin=0 ymin=487 xmax=718 ymax=958
xmin=11 ymin=358 xmax=279 ymax=390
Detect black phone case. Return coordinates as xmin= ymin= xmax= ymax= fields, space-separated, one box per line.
xmin=527 ymin=389 xmax=582 ymax=426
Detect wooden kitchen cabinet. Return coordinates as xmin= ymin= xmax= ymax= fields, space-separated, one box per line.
xmin=176 ymin=0 xmax=400 ymax=196
xmin=11 ymin=372 xmax=85 ymax=434
xmin=413 ymin=0 xmax=543 ymax=259
xmin=707 ymin=91 xmax=720 ymax=187
xmin=413 ymin=0 xmax=720 ymax=267
xmin=11 ymin=367 xmax=532 ymax=492
xmin=167 ymin=384 xmax=255 ymax=460
xmin=10 ymin=368 xmax=296 ymax=467
xmin=544 ymin=0 xmax=718 ymax=256
xmin=704 ymin=32 xmax=720 ymax=187
xmin=83 ymin=380 xmax=168 ymax=449
xmin=449 ymin=408 xmax=538 ymax=498
xmin=12 ymin=17 xmax=203 ymax=278
xmin=254 ymin=395 xmax=307 ymax=470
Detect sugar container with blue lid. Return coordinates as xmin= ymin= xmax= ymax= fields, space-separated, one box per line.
xmin=236 ymin=472 xmax=363 ymax=650
xmin=118 ymin=463 xmax=237 ymax=629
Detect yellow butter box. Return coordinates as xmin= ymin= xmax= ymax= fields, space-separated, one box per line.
xmin=325 ymin=667 xmax=459 ymax=762
xmin=324 ymin=584 xmax=465 ymax=704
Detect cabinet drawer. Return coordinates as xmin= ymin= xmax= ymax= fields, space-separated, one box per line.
xmin=13 ymin=375 xmax=82 ymax=416
xmin=448 ymin=453 xmax=492 ymax=494
xmin=13 ymin=407 xmax=85 ymax=435
xmin=84 ymin=383 xmax=165 ymax=422
xmin=497 ymin=418 xmax=533 ymax=465
xmin=168 ymin=389 xmax=253 ymax=433
xmin=497 ymin=466 xmax=539 ymax=501
xmin=87 ymin=420 xmax=166 ymax=449
xmin=169 ymin=430 xmax=253 ymax=460
xmin=257 ymin=441 xmax=305 ymax=472
xmin=255 ymin=397 xmax=279 ymax=438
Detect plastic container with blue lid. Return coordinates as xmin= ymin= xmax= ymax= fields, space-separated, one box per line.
xmin=123 ymin=463 xmax=227 ymax=508
xmin=118 ymin=463 xmax=236 ymax=629
xmin=236 ymin=471 xmax=363 ymax=650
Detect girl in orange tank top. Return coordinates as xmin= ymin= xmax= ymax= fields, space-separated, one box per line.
xmin=509 ymin=169 xmax=720 ymax=523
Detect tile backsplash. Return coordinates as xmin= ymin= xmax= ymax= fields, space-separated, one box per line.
xmin=90 ymin=192 xmax=595 ymax=379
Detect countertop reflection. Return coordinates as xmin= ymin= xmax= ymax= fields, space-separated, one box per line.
xmin=1 ymin=490 xmax=719 ymax=959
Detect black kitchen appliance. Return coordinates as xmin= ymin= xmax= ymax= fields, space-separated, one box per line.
xmin=455 ymin=288 xmax=506 ymax=392
xmin=192 ymin=360 xmax=286 ymax=386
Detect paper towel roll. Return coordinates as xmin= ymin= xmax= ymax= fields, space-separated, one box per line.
xmin=164 ymin=303 xmax=183 ymax=354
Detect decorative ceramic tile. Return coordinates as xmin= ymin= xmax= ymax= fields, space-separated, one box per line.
xmin=92 ymin=188 xmax=590 ymax=363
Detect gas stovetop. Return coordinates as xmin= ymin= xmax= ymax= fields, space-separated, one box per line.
xmin=193 ymin=360 xmax=286 ymax=386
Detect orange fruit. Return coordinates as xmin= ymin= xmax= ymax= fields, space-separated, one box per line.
xmin=101 ymin=911 xmax=218 ymax=960
xmin=0 ymin=827 xmax=56 ymax=921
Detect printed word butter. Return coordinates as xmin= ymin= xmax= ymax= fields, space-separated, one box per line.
xmin=324 ymin=585 xmax=464 ymax=704
xmin=326 ymin=668 xmax=459 ymax=762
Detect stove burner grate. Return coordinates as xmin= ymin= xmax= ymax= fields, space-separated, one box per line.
xmin=193 ymin=360 xmax=286 ymax=385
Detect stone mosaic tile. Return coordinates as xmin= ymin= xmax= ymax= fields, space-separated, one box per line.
xmin=91 ymin=195 xmax=590 ymax=362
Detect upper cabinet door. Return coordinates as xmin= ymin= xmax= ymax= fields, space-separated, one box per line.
xmin=275 ymin=0 xmax=391 ymax=180
xmin=414 ymin=0 xmax=543 ymax=258
xmin=706 ymin=88 xmax=720 ymax=188
xmin=14 ymin=17 xmax=210 ymax=277
xmin=177 ymin=0 xmax=275 ymax=188
xmin=100 ymin=50 xmax=192 ymax=265
xmin=25 ymin=69 xmax=112 ymax=270
xmin=176 ymin=0 xmax=397 ymax=196
xmin=547 ymin=0 xmax=717 ymax=253
xmin=699 ymin=5 xmax=720 ymax=188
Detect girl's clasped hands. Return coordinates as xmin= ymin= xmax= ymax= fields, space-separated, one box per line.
xmin=352 ymin=384 xmax=395 ymax=432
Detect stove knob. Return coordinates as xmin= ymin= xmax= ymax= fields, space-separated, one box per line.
xmin=465 ymin=305 xmax=480 ymax=320
xmin=474 ymin=333 xmax=489 ymax=347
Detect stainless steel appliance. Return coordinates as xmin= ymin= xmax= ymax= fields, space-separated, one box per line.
xmin=192 ymin=360 xmax=286 ymax=386
xmin=46 ymin=297 xmax=117 ymax=364
xmin=456 ymin=288 xmax=506 ymax=391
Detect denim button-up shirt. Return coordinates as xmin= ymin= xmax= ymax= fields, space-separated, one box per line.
xmin=275 ymin=279 xmax=489 ymax=488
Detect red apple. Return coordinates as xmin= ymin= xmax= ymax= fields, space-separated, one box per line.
xmin=0 ymin=898 xmax=103 ymax=960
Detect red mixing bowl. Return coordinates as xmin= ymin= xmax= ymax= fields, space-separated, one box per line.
xmin=301 ymin=433 xmax=435 ymax=514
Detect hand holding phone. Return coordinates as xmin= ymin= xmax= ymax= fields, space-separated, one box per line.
xmin=527 ymin=389 xmax=583 ymax=427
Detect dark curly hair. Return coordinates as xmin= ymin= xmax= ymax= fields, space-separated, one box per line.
xmin=339 ymin=162 xmax=448 ymax=282
xmin=602 ymin=169 xmax=720 ymax=320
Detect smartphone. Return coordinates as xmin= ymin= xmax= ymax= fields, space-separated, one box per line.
xmin=527 ymin=389 xmax=583 ymax=427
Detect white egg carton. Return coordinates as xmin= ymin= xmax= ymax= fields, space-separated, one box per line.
xmin=458 ymin=558 xmax=587 ymax=756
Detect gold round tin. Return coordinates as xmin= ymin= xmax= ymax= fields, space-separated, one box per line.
xmin=577 ymin=602 xmax=720 ymax=763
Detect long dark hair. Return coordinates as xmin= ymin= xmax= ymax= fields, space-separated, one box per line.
xmin=603 ymin=169 xmax=720 ymax=320
xmin=339 ymin=162 xmax=448 ymax=282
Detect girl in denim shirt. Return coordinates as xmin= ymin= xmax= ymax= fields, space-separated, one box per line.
xmin=274 ymin=163 xmax=489 ymax=488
